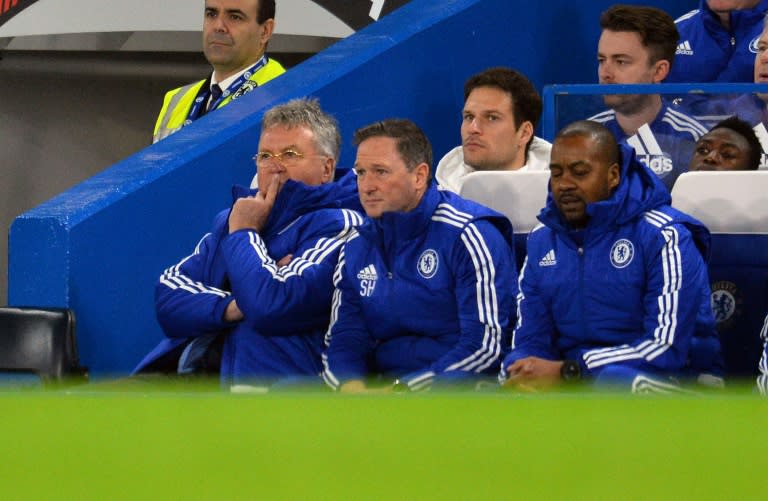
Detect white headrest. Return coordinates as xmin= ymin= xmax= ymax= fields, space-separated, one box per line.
xmin=458 ymin=171 xmax=550 ymax=233
xmin=671 ymin=171 xmax=768 ymax=233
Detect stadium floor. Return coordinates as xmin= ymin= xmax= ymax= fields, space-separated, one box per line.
xmin=1 ymin=383 xmax=766 ymax=500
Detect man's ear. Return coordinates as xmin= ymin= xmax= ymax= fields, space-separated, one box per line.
xmin=652 ymin=59 xmax=670 ymax=83
xmin=608 ymin=162 xmax=621 ymax=190
xmin=518 ymin=121 xmax=534 ymax=145
xmin=414 ymin=162 xmax=430 ymax=189
xmin=517 ymin=121 xmax=535 ymax=162
xmin=322 ymin=156 xmax=335 ymax=183
xmin=260 ymin=18 xmax=275 ymax=46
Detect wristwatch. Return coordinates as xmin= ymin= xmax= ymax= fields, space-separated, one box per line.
xmin=560 ymin=359 xmax=581 ymax=382
xmin=392 ymin=379 xmax=410 ymax=393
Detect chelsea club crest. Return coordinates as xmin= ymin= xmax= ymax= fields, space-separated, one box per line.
xmin=610 ymin=239 xmax=634 ymax=269
xmin=232 ymin=81 xmax=258 ymax=100
xmin=418 ymin=249 xmax=439 ymax=279
xmin=710 ymin=280 xmax=742 ymax=328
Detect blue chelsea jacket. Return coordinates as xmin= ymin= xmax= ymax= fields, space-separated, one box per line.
xmin=322 ymin=184 xmax=518 ymax=391
xmin=502 ymin=145 xmax=720 ymax=381
xmin=134 ymin=172 xmax=364 ymax=380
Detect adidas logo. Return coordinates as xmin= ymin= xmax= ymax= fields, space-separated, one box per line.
xmin=539 ymin=249 xmax=557 ymax=267
xmin=357 ymin=264 xmax=378 ymax=281
xmin=357 ymin=264 xmax=378 ymax=297
xmin=676 ymin=40 xmax=693 ymax=56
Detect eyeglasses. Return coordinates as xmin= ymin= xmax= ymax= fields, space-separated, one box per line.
xmin=253 ymin=149 xmax=306 ymax=167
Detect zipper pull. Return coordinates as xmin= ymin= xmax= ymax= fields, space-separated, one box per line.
xmin=731 ymin=36 xmax=736 ymax=47
xmin=577 ymin=247 xmax=584 ymax=256
xmin=387 ymin=272 xmax=393 ymax=279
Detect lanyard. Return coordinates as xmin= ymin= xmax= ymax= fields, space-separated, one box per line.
xmin=185 ymin=56 xmax=268 ymax=124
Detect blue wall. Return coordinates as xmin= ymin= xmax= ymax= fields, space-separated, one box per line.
xmin=8 ymin=0 xmax=696 ymax=376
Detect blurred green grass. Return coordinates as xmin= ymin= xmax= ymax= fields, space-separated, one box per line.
xmin=0 ymin=388 xmax=766 ymax=500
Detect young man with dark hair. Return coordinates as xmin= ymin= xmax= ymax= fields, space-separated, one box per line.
xmin=435 ymin=67 xmax=551 ymax=193
xmin=153 ymin=0 xmax=285 ymax=143
xmin=589 ymin=5 xmax=708 ymax=190
xmin=689 ymin=116 xmax=763 ymax=171
xmin=323 ymin=119 xmax=518 ymax=392
xmin=502 ymin=120 xmax=722 ymax=393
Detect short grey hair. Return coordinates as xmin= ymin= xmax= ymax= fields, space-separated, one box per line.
xmin=261 ymin=98 xmax=341 ymax=162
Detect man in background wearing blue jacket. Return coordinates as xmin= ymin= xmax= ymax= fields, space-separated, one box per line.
xmin=135 ymin=98 xmax=364 ymax=388
xmin=322 ymin=119 xmax=517 ymax=393
xmin=667 ymin=1 xmax=768 ymax=126
xmin=668 ymin=0 xmax=768 ymax=83
xmin=502 ymin=120 xmax=722 ymax=393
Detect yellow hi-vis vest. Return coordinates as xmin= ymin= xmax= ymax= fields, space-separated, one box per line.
xmin=152 ymin=58 xmax=286 ymax=143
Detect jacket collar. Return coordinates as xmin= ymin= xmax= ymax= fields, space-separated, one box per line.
xmin=231 ymin=170 xmax=361 ymax=235
xmin=699 ymin=0 xmax=768 ymax=35
xmin=360 ymin=182 xmax=440 ymax=243
xmin=538 ymin=144 xmax=671 ymax=240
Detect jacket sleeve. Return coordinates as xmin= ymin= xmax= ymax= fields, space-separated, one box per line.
xmin=758 ymin=312 xmax=768 ymax=395
xmin=155 ymin=216 xmax=238 ymax=339
xmin=221 ymin=209 xmax=362 ymax=336
xmin=577 ymin=223 xmax=703 ymax=378
xmin=321 ymin=239 xmax=376 ymax=389
xmin=399 ymin=219 xmax=517 ymax=390
xmin=499 ymin=236 xmax=560 ymax=382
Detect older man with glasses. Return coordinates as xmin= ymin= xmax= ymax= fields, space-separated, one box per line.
xmin=134 ymin=98 xmax=364 ymax=390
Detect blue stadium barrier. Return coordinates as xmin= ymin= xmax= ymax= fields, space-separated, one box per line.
xmin=8 ymin=0 xmax=696 ymax=376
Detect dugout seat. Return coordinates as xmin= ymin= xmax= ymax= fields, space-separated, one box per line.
xmin=0 ymin=307 xmax=88 ymax=387
xmin=458 ymin=170 xmax=550 ymax=270
xmin=672 ymin=171 xmax=768 ymax=377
